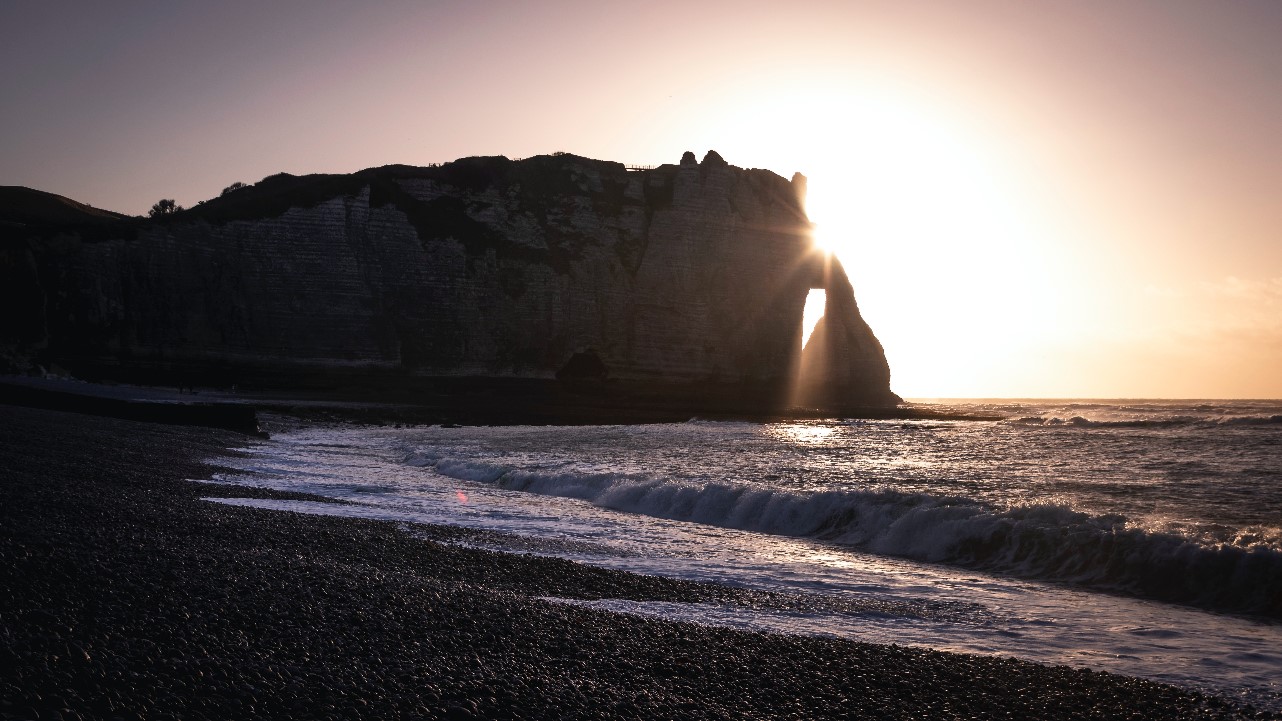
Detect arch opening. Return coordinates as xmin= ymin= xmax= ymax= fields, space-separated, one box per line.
xmin=801 ymin=288 xmax=826 ymax=349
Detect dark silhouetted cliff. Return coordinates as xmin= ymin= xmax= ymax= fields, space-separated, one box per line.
xmin=1 ymin=152 xmax=897 ymax=412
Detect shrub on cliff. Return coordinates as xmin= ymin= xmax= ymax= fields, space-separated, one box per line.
xmin=147 ymin=199 xmax=183 ymax=217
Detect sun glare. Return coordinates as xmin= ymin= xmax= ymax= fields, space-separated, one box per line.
xmin=808 ymin=101 xmax=1070 ymax=396
xmin=674 ymin=77 xmax=1072 ymax=396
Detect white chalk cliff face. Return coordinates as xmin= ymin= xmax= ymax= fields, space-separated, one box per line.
xmin=1 ymin=151 xmax=896 ymax=407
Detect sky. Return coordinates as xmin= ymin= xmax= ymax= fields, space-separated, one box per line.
xmin=3 ymin=0 xmax=1280 ymax=398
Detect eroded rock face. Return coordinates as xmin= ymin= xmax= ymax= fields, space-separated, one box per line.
xmin=1 ymin=153 xmax=897 ymax=408
xmin=797 ymin=259 xmax=895 ymax=407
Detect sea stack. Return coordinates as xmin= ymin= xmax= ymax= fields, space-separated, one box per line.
xmin=0 ymin=152 xmax=897 ymax=411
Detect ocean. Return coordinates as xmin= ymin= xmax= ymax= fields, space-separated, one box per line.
xmin=203 ymin=399 xmax=1282 ymax=710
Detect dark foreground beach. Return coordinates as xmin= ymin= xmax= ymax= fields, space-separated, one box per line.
xmin=1 ymin=405 xmax=1273 ymax=720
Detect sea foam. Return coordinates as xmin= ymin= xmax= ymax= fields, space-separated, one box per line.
xmin=408 ymin=451 xmax=1282 ymax=617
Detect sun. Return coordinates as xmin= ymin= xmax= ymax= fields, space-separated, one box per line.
xmin=796 ymin=100 xmax=1069 ymax=397
xmin=645 ymin=72 xmax=1076 ymax=395
xmin=808 ymin=221 xmax=840 ymax=256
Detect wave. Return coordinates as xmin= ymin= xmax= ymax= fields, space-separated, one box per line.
xmin=408 ymin=452 xmax=1282 ymax=617
xmin=1011 ymin=414 xmax=1282 ymax=429
xmin=1219 ymin=414 xmax=1282 ymax=426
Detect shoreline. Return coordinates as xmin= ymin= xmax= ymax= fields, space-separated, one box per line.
xmin=2 ymin=404 xmax=1269 ymax=720
xmin=0 ymin=375 xmax=1003 ymax=432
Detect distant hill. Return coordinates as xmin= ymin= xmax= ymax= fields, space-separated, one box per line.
xmin=0 ymin=186 xmax=129 ymax=228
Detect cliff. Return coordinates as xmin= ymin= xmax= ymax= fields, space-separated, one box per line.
xmin=0 ymin=152 xmax=897 ymax=411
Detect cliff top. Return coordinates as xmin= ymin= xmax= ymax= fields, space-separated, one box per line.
xmin=0 ymin=186 xmax=129 ymax=229
xmin=1 ymin=152 xmax=801 ymax=240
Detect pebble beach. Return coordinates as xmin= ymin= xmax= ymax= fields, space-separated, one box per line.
xmin=2 ymin=405 xmax=1274 ymax=720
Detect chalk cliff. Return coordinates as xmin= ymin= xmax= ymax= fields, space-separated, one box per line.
xmin=0 ymin=152 xmax=896 ymax=410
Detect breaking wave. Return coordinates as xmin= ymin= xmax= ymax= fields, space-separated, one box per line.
xmin=406 ymin=451 xmax=1282 ymax=617
xmin=1011 ymin=414 xmax=1282 ymax=428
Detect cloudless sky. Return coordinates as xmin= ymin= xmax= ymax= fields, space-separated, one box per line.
xmin=3 ymin=0 xmax=1280 ymax=398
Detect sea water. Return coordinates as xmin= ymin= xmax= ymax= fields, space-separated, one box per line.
xmin=202 ymin=400 xmax=1282 ymax=710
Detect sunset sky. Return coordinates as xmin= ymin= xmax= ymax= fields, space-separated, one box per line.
xmin=3 ymin=1 xmax=1280 ymax=399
